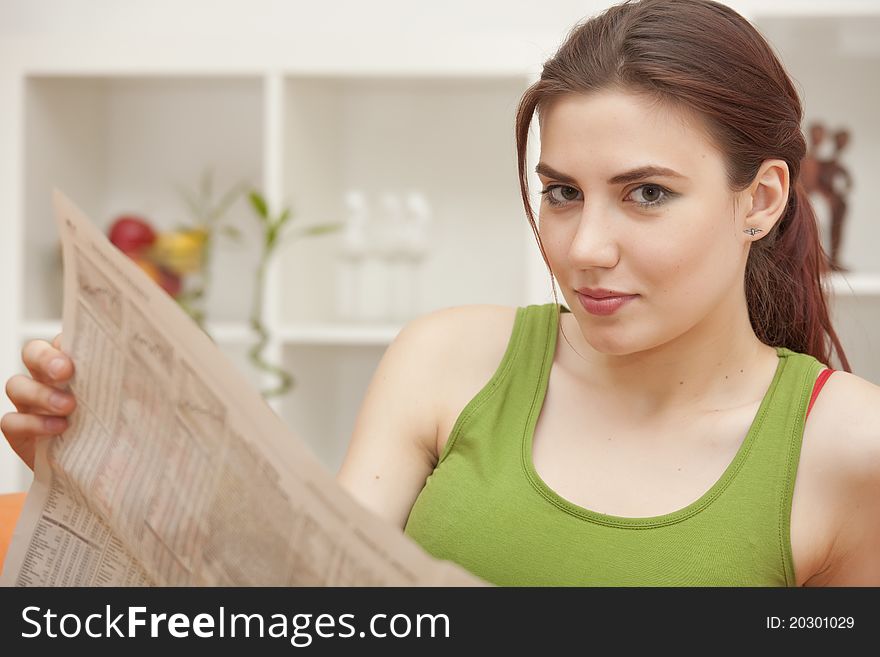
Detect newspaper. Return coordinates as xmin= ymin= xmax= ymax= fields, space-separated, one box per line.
xmin=1 ymin=189 xmax=485 ymax=587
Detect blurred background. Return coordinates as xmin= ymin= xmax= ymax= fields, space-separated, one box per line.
xmin=1 ymin=0 xmax=879 ymax=493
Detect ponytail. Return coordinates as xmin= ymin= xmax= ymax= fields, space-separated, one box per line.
xmin=745 ymin=182 xmax=851 ymax=371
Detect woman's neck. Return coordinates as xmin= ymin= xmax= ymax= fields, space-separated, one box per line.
xmin=556 ymin=297 xmax=778 ymax=422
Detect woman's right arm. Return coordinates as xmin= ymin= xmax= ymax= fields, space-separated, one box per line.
xmin=1 ymin=335 xmax=76 ymax=470
xmin=336 ymin=310 xmax=454 ymax=531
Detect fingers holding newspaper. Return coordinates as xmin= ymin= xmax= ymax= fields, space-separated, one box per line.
xmin=1 ymin=333 xmax=76 ymax=471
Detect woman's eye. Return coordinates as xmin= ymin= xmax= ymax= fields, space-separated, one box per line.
xmin=539 ymin=183 xmax=675 ymax=209
xmin=540 ymin=185 xmax=581 ymax=207
xmin=627 ymin=184 xmax=671 ymax=208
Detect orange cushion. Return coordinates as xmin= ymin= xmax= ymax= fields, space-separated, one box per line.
xmin=0 ymin=492 xmax=27 ymax=575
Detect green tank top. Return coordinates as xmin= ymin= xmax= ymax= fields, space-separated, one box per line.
xmin=403 ymin=302 xmax=829 ymax=586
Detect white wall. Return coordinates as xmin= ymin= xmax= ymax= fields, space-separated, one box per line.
xmin=3 ymin=0 xmax=875 ymax=39
xmin=0 ymin=0 xmax=602 ymax=38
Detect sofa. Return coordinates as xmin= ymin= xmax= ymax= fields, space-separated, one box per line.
xmin=0 ymin=492 xmax=26 ymax=577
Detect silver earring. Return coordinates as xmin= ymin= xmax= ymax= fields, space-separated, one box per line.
xmin=744 ymin=227 xmax=763 ymax=236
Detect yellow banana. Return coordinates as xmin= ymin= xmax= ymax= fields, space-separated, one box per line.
xmin=150 ymin=228 xmax=208 ymax=275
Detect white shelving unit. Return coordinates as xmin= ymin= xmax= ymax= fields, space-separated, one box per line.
xmin=0 ymin=30 xmax=552 ymax=493
xmin=2 ymin=2 xmax=879 ymax=493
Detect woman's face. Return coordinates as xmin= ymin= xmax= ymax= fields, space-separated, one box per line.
xmin=536 ymin=89 xmax=750 ymax=356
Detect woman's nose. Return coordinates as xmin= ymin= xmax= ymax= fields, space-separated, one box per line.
xmin=566 ymin=204 xmax=620 ymax=269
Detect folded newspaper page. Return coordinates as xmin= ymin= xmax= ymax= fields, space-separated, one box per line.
xmin=1 ymin=189 xmax=485 ymax=587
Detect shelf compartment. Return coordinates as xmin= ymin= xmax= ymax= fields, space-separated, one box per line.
xmin=22 ymin=75 xmax=265 ymax=324
xmin=277 ymin=74 xmax=535 ymax=325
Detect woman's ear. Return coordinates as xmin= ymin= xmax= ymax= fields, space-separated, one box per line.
xmin=742 ymin=159 xmax=789 ymax=239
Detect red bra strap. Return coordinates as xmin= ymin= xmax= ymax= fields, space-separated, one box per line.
xmin=806 ymin=368 xmax=834 ymax=420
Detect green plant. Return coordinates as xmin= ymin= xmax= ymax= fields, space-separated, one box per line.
xmin=247 ymin=190 xmax=343 ymax=398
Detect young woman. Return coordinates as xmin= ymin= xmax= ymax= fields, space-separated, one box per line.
xmin=4 ymin=0 xmax=879 ymax=586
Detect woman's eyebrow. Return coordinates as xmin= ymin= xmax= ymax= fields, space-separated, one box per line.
xmin=535 ymin=162 xmax=688 ymax=185
xmin=608 ymin=166 xmax=688 ymax=184
xmin=534 ymin=162 xmax=579 ymax=184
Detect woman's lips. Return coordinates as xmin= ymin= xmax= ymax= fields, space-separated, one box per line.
xmin=576 ymin=291 xmax=638 ymax=316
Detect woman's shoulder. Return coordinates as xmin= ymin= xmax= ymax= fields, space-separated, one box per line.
xmin=409 ymin=303 xmax=519 ymax=342
xmin=804 ymin=368 xmax=880 ymax=585
xmin=810 ymin=369 xmax=880 ymax=476
xmin=406 ymin=304 xmax=520 ymax=370
xmin=405 ymin=304 xmax=520 ymax=447
xmin=370 ymin=303 xmax=519 ymax=425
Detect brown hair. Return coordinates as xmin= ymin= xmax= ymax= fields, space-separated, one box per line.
xmin=514 ymin=0 xmax=851 ymax=371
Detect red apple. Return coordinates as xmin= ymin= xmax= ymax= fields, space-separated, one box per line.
xmin=108 ymin=215 xmax=156 ymax=255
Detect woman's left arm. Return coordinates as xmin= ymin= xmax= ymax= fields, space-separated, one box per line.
xmin=820 ymin=379 xmax=880 ymax=586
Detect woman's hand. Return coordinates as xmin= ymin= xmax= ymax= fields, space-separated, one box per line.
xmin=1 ymin=334 xmax=76 ymax=471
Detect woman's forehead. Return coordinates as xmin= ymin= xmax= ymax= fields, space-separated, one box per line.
xmin=538 ymin=90 xmax=723 ymax=178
